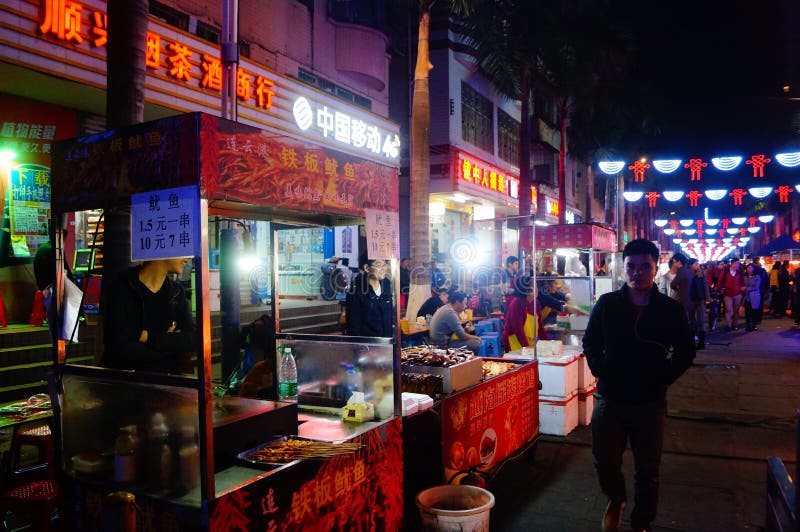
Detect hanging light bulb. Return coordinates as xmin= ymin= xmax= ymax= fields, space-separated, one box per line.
xmin=662 ymin=191 xmax=685 ymax=202
xmin=726 ymin=228 xmax=739 ymax=235
xmin=663 ymin=228 xmax=675 ymax=235
xmin=710 ymin=156 xmax=742 ymax=171
xmin=748 ymin=187 xmax=773 ymax=199
xmin=730 ymin=217 xmax=747 ymax=225
xmin=705 ymin=228 xmax=717 ymax=235
xmin=623 ymin=191 xmax=644 ymax=202
xmin=758 ymin=215 xmax=774 ymax=223
xmin=654 ymin=219 xmax=668 ymax=227
xmin=705 ymin=189 xmax=727 ymax=200
xmin=598 ymin=161 xmax=626 ymax=174
xmin=747 ymin=226 xmax=761 ymax=233
xmin=775 ymin=152 xmax=800 ymax=167
xmin=679 ymin=219 xmax=694 ymax=228
xmin=652 ymin=159 xmax=682 ymax=173
xmin=682 ymin=229 xmax=696 ymax=235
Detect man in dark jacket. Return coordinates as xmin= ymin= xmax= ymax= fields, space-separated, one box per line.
xmin=102 ymin=258 xmax=196 ymax=374
xmin=583 ymin=239 xmax=695 ymax=532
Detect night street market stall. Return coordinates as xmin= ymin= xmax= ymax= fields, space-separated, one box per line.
xmin=49 ymin=112 xmax=403 ymax=530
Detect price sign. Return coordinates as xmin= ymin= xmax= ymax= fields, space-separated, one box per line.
xmin=131 ymin=185 xmax=198 ymax=261
xmin=365 ymin=208 xmax=399 ymax=260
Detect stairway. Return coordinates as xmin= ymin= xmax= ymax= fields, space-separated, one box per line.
xmin=0 ymin=324 xmax=99 ymax=404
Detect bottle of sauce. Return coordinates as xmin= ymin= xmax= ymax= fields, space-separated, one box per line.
xmin=114 ymin=425 xmax=137 ymax=485
xmin=147 ymin=413 xmax=173 ymax=496
xmin=178 ymin=425 xmax=200 ymax=493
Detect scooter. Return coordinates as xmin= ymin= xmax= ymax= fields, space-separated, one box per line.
xmin=320 ymin=257 xmax=351 ymax=301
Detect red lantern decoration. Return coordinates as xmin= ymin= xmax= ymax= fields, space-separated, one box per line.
xmin=684 ymin=158 xmax=707 ymax=181
xmin=739 ymin=228 xmax=747 ymax=236
xmin=686 ymin=190 xmax=702 ymax=207
xmin=745 ymin=154 xmax=771 ymax=178
xmin=669 ymin=220 xmax=678 ymax=230
xmin=721 ymin=218 xmax=731 ymax=229
xmin=629 ymin=160 xmax=650 ymax=182
xmin=775 ymin=185 xmax=792 ymax=203
xmin=728 ymin=188 xmax=747 ymax=206
xmin=695 ymin=219 xmax=704 ymax=233
xmin=644 ymin=191 xmax=660 ymax=207
xmin=748 ymin=216 xmax=757 ymax=227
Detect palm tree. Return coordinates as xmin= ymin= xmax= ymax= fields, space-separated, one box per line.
xmin=458 ymin=0 xmax=540 ymax=237
xmin=103 ymin=1 xmax=149 ymax=298
xmin=406 ymin=1 xmax=472 ymax=321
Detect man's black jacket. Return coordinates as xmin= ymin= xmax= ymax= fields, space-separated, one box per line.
xmin=582 ymin=284 xmax=695 ymax=404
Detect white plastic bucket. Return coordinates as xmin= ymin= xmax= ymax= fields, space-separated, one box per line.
xmin=416 ymin=485 xmax=495 ymax=532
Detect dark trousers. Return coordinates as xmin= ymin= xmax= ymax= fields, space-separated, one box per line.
xmin=591 ymin=394 xmax=667 ymax=528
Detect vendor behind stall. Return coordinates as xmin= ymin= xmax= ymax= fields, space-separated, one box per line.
xmin=538 ymin=279 xmax=587 ymax=326
xmin=502 ymin=276 xmax=547 ymax=351
xmin=101 ymin=258 xmax=196 ymax=374
xmin=345 ymin=258 xmax=393 ymax=337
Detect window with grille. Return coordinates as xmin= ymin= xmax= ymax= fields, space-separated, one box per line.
xmin=498 ymin=109 xmax=519 ymax=165
xmin=461 ymin=82 xmax=493 ymax=153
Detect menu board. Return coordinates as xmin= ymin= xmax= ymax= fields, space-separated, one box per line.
xmin=365 ymin=209 xmax=399 ymax=260
xmin=131 ymin=185 xmax=198 ymax=260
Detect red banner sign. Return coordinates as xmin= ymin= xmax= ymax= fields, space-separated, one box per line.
xmin=442 ymin=361 xmax=538 ymax=481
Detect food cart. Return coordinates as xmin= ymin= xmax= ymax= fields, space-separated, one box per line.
xmin=50 ymin=112 xmax=403 ymax=530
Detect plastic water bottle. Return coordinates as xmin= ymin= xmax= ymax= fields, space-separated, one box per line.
xmin=278 ymin=347 xmax=298 ymax=401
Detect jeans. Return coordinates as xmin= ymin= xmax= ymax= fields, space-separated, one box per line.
xmin=689 ymin=300 xmax=706 ymax=333
xmin=724 ymin=294 xmax=742 ymax=328
xmin=591 ymin=394 xmax=667 ymax=528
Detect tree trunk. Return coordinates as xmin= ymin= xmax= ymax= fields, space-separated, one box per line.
xmin=103 ymin=1 xmax=149 ymax=300
xmin=406 ymin=10 xmax=433 ymax=321
xmin=517 ymin=63 xmax=533 ymax=256
xmin=557 ymin=97 xmax=567 ymax=225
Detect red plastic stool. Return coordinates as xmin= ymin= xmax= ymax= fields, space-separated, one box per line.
xmin=30 ymin=290 xmax=46 ymax=327
xmin=0 ymin=291 xmax=6 ymax=327
xmin=0 ymin=479 xmax=59 ymax=531
xmin=10 ymin=424 xmax=55 ymax=481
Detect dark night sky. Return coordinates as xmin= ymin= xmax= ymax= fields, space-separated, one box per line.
xmin=626 ymin=0 xmax=797 ymax=156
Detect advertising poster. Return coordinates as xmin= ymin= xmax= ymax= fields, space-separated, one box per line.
xmin=442 ymin=362 xmax=539 ymax=482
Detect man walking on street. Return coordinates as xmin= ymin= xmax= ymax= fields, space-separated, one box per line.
xmin=718 ymin=258 xmax=745 ymax=330
xmin=669 ymin=253 xmax=692 ymax=317
xmin=583 ymin=239 xmax=695 ymax=532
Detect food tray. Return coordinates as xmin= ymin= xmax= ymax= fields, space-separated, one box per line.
xmin=402 ymin=357 xmax=483 ymax=393
xmin=236 ymin=436 xmax=303 ymax=471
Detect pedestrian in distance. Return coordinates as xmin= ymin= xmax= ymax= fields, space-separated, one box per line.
xmin=718 ymin=258 xmax=745 ymax=331
xmin=417 ymin=290 xmax=449 ymax=320
xmin=743 ymin=263 xmax=762 ymax=332
xmin=791 ymin=267 xmax=800 ymax=328
xmin=429 ymin=261 xmax=448 ymax=295
xmin=500 ymin=255 xmax=520 ymax=311
xmin=428 ymin=290 xmax=482 ymax=355
xmin=750 ymin=257 xmax=769 ymax=325
xmin=688 ymin=258 xmax=711 ymax=349
xmin=669 ymin=253 xmax=692 ymax=317
xmin=583 ymin=238 xmax=695 ymax=532
xmin=776 ymin=260 xmax=791 ymax=316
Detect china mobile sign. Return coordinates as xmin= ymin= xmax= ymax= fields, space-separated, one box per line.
xmin=32 ymin=0 xmax=400 ymax=163
xmin=293 ymin=97 xmax=400 ymax=161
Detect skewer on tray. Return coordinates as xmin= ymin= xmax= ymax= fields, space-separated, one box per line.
xmin=247 ymin=439 xmax=362 ymax=462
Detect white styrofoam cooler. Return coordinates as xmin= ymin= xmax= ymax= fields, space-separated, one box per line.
xmin=538 ymin=354 xmax=579 ymax=398
xmin=578 ymin=386 xmax=596 ymax=426
xmin=577 ymin=354 xmax=598 ymax=392
xmin=539 ymin=392 xmax=578 ymax=436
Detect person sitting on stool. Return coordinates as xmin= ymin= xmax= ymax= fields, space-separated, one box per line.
xmin=428 ymin=291 xmax=481 ymax=354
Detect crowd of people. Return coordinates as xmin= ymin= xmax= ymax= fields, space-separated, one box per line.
xmin=656 ymin=254 xmax=800 ymax=347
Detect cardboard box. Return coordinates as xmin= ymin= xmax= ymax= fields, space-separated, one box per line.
xmin=539 ymin=392 xmax=578 ymax=436
xmin=539 ymin=354 xmax=579 ymax=398
xmin=577 ymin=354 xmax=598 ymax=392
xmin=578 ymin=386 xmax=596 ymax=426
xmin=403 ymin=357 xmax=483 ymax=393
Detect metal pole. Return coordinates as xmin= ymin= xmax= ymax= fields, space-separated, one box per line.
xmin=221 ymin=0 xmax=239 ymax=121
xmin=616 ymin=174 xmax=625 ymax=251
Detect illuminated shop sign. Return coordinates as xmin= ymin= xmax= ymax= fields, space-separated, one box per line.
xmin=455 ymin=152 xmax=519 ymax=204
xmin=38 ymin=0 xmax=277 ymax=112
xmin=292 ymin=97 xmax=400 ymax=161
xmin=33 ymin=0 xmax=400 ymax=163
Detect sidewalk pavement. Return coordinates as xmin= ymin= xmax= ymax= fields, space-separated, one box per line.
xmin=488 ymin=314 xmax=800 ymax=532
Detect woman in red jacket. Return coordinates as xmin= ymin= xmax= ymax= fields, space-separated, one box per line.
xmin=501 ymin=276 xmax=547 ymax=352
xmin=717 ymin=258 xmax=746 ymax=330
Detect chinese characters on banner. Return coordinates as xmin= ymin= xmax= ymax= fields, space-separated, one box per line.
xmin=442 ymin=362 xmax=538 ymax=481
xmin=8 ymin=164 xmax=51 ymax=255
xmin=131 ymin=185 xmax=198 ymax=261
xmin=365 ymin=209 xmax=399 ymax=260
